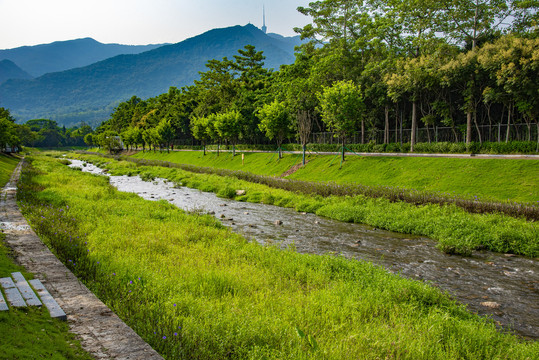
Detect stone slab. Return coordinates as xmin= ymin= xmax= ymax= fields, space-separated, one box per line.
xmin=0 ymin=290 xmax=8 ymax=311
xmin=12 ymin=272 xmax=42 ymax=307
xmin=4 ymin=286 xmax=26 ymax=307
xmin=29 ymin=279 xmax=66 ymax=321
xmin=0 ymin=276 xmax=16 ymax=289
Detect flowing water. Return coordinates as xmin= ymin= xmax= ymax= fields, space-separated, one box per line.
xmin=69 ymin=160 xmax=539 ymax=339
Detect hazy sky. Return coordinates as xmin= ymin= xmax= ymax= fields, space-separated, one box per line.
xmin=0 ymin=0 xmax=312 ymax=49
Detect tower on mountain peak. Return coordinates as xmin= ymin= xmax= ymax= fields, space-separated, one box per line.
xmin=261 ymin=5 xmax=267 ymax=34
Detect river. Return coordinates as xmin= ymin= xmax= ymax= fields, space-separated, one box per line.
xmin=69 ymin=159 xmax=538 ymax=339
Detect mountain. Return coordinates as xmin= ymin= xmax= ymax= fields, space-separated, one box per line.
xmin=0 ymin=59 xmax=33 ymax=84
xmin=267 ymin=33 xmax=304 ymax=50
xmin=0 ymin=38 xmax=165 ymax=77
xmin=0 ymin=24 xmax=299 ymax=127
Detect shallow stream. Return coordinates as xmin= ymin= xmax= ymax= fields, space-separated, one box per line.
xmin=69 ymin=160 xmax=538 ymax=339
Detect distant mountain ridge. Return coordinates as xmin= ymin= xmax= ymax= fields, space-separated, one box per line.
xmin=0 ymin=59 xmax=33 ymax=84
xmin=0 ymin=38 xmax=166 ymax=77
xmin=0 ymin=24 xmax=301 ymax=127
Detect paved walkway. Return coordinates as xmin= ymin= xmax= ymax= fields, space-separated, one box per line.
xmin=0 ymin=160 xmax=163 ymax=360
xmin=163 ymin=148 xmax=539 ymax=160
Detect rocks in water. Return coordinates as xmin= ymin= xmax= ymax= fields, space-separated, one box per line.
xmin=219 ymin=204 xmax=227 ymax=207
xmin=244 ymin=212 xmax=249 ymax=215
xmin=220 ymin=214 xmax=226 ymax=219
xmin=236 ymin=190 xmax=246 ymax=196
xmin=314 ymin=221 xmax=320 ymax=224
xmin=274 ymin=220 xmax=283 ymax=225
xmin=208 ymin=211 xmax=215 ymax=215
xmin=480 ymin=301 xmax=501 ymax=309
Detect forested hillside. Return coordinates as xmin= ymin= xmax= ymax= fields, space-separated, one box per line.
xmin=0 ymin=25 xmax=298 ymax=126
xmin=0 ymin=37 xmax=164 ymax=77
xmin=0 ymin=60 xmax=32 ymax=84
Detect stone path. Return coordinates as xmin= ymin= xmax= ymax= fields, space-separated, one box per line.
xmin=0 ymin=160 xmax=163 ymax=360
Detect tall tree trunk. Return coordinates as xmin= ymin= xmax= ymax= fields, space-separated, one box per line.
xmin=411 ymin=100 xmax=417 ymax=152
xmin=466 ymin=110 xmax=473 ymax=145
xmin=474 ymin=112 xmax=482 ymax=144
xmin=361 ymin=120 xmax=365 ymax=144
xmin=384 ymin=105 xmax=389 ymax=144
xmin=302 ymin=144 xmax=306 ymax=166
xmin=394 ymin=104 xmax=399 ymax=143
xmin=506 ymin=103 xmax=512 ymax=143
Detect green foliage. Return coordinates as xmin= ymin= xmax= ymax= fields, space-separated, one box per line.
xmin=17 ymin=155 xmax=539 ymax=359
xmin=318 ymin=80 xmax=364 ymax=142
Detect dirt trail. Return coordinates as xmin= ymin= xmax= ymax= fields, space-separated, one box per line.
xmin=0 ymin=160 xmax=163 ymax=360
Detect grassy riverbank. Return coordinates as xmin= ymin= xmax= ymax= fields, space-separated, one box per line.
xmin=73 ymin=153 xmax=538 ymax=257
xmin=130 ymin=150 xmax=539 ymax=203
xmin=17 ymin=154 xmax=539 ymax=359
xmin=0 ymin=154 xmax=91 ymax=359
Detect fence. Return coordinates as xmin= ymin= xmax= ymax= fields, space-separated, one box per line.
xmin=170 ymin=123 xmax=538 ymax=148
xmin=310 ymin=123 xmax=538 ymax=145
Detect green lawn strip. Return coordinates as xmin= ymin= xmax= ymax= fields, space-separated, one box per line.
xmin=132 ymin=149 xmax=298 ymax=177
xmin=130 ymin=150 xmax=539 ymax=203
xmin=16 ymin=155 xmax=539 ymax=359
xmin=0 ymin=153 xmax=20 ymax=187
xmin=72 ymin=153 xmax=539 ymax=257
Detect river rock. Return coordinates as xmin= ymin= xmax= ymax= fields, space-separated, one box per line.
xmin=480 ymin=301 xmax=501 ymax=309
xmin=244 ymin=212 xmax=249 ymax=215
xmin=220 ymin=214 xmax=226 ymax=219
xmin=236 ymin=190 xmax=246 ymax=196
xmin=274 ymin=220 xmax=283 ymax=225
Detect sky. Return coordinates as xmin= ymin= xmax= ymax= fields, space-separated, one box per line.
xmin=0 ymin=0 xmax=312 ymax=50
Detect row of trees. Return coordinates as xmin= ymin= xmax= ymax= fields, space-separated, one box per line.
xmin=93 ymin=0 xmax=539 ymax=158
xmin=1 ymin=107 xmax=94 ymax=152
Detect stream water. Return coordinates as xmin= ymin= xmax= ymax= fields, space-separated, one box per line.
xmin=69 ymin=160 xmax=538 ymax=340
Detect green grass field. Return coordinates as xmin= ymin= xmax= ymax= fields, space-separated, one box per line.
xmin=73 ymin=152 xmax=539 ymax=257
xmin=130 ymin=150 xmax=539 ymax=203
xmin=0 ymin=153 xmax=19 ymax=187
xmin=17 ymin=154 xmax=539 ymax=359
xmin=0 ymin=154 xmax=91 ymax=359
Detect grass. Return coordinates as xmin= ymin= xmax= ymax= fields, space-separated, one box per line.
xmin=0 ymin=153 xmax=20 ymax=187
xmin=0 ymin=154 xmax=91 ymax=360
xmin=73 ymin=153 xmax=539 ymax=257
xmin=130 ymin=150 xmax=539 ymax=203
xmin=16 ymin=154 xmax=539 ymax=359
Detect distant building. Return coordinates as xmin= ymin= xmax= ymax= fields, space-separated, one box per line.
xmin=261 ymin=5 xmax=267 ymax=34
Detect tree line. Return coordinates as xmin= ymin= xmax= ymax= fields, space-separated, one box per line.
xmin=88 ymin=1 xmax=539 ymax=158
xmin=1 ymin=108 xmax=93 ymax=152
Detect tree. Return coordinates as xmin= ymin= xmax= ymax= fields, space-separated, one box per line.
xmin=84 ymin=133 xmax=94 ymax=147
xmin=214 ymin=110 xmax=244 ymax=157
xmin=318 ymin=80 xmax=364 ymax=162
xmin=478 ymin=35 xmax=539 ymax=151
xmin=438 ymin=0 xmax=514 ymax=145
xmin=257 ymin=100 xmax=293 ymax=159
xmin=275 ymin=51 xmax=318 ymax=165
xmin=0 ymin=117 xmax=20 ymax=152
xmin=190 ymin=115 xmax=212 ymax=155
xmin=156 ymin=119 xmax=174 ymax=152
